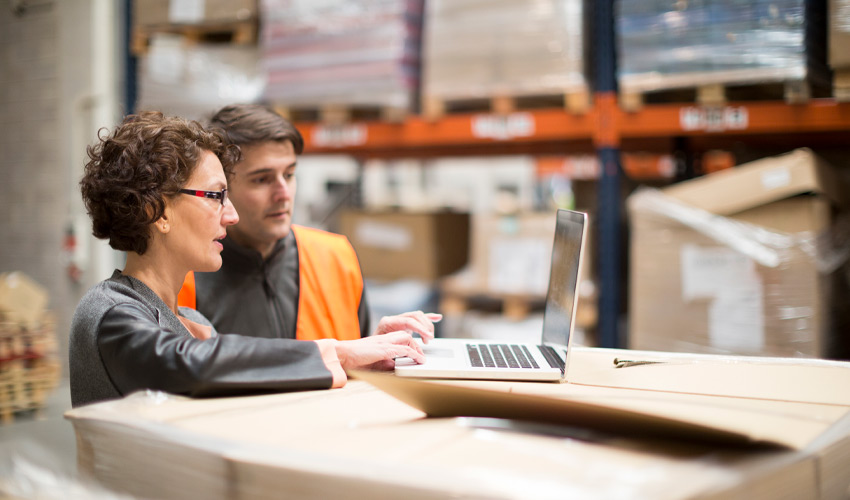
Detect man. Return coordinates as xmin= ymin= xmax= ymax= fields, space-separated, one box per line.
xmin=178 ymin=104 xmax=439 ymax=341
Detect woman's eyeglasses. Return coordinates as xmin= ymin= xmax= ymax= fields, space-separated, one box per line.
xmin=179 ymin=188 xmax=228 ymax=207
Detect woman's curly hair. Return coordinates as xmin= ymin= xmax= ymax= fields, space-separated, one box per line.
xmin=80 ymin=111 xmax=241 ymax=255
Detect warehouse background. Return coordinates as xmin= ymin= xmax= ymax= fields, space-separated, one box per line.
xmin=1 ymin=0 xmax=850 ymax=481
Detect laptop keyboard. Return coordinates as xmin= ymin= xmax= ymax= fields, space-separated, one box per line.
xmin=467 ymin=344 xmax=548 ymax=370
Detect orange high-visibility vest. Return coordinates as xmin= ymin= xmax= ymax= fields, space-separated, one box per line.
xmin=178 ymin=225 xmax=363 ymax=341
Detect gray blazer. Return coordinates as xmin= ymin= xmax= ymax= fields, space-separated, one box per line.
xmin=69 ymin=271 xmax=332 ymax=407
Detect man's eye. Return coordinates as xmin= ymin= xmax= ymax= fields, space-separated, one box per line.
xmin=253 ymin=176 xmax=272 ymax=184
xmin=284 ymin=173 xmax=295 ymax=181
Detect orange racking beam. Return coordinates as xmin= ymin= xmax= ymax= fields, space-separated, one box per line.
xmin=618 ymin=99 xmax=850 ymax=138
xmin=299 ymin=108 xmax=596 ymax=154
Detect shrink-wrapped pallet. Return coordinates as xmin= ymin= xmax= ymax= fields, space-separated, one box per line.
xmin=260 ymin=0 xmax=422 ymax=112
xmin=617 ymin=0 xmax=828 ymax=94
xmin=423 ymin=0 xmax=587 ymax=106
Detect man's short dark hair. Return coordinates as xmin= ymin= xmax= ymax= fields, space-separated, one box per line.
xmin=209 ymin=104 xmax=304 ymax=154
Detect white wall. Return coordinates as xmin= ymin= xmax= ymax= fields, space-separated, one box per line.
xmin=0 ymin=0 xmax=122 ymax=375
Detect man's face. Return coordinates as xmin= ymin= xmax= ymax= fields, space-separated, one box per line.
xmin=226 ymin=141 xmax=297 ymax=257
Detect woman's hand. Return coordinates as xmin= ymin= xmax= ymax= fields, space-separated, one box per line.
xmin=374 ymin=311 xmax=442 ymax=343
xmin=335 ymin=332 xmax=425 ymax=371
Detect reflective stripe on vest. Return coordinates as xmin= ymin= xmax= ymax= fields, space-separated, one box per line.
xmin=176 ymin=225 xmax=363 ymax=340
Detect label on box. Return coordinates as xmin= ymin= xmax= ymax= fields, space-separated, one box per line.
xmin=681 ymin=245 xmax=765 ymax=352
xmin=760 ymin=167 xmax=791 ymax=191
xmin=488 ymin=238 xmax=550 ymax=294
xmin=354 ymin=221 xmax=412 ymax=251
xmin=681 ymin=245 xmax=757 ymax=300
xmin=708 ymin=290 xmax=765 ymax=353
xmin=169 ymin=0 xmax=205 ymax=23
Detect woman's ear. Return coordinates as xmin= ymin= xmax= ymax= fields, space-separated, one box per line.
xmin=155 ymin=216 xmax=171 ymax=234
xmin=155 ymin=205 xmax=172 ymax=234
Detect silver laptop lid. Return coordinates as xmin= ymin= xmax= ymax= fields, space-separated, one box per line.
xmin=540 ymin=209 xmax=587 ymax=351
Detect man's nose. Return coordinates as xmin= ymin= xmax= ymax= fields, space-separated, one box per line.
xmin=272 ymin=176 xmax=292 ymax=200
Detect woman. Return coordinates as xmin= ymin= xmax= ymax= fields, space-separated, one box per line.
xmin=69 ymin=111 xmax=424 ymax=408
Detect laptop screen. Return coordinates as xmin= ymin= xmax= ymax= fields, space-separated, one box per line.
xmin=541 ymin=209 xmax=586 ymax=347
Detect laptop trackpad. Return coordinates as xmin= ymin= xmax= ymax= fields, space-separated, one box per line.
xmin=395 ymin=346 xmax=457 ymax=367
xmin=423 ymin=347 xmax=455 ymax=358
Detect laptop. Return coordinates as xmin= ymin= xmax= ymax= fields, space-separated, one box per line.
xmin=394 ymin=208 xmax=587 ymax=382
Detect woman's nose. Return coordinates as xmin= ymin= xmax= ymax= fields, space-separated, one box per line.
xmin=222 ymin=199 xmax=239 ymax=226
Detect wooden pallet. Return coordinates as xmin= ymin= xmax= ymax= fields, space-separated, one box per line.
xmin=131 ymin=20 xmax=258 ymax=55
xmin=273 ymin=104 xmax=409 ymax=125
xmin=834 ymin=69 xmax=850 ymax=102
xmin=440 ymin=291 xmax=545 ymax=321
xmin=0 ymin=318 xmax=57 ymax=360
xmin=620 ymin=80 xmax=819 ymax=112
xmin=0 ymin=358 xmax=61 ymax=425
xmin=422 ymin=88 xmax=590 ymax=121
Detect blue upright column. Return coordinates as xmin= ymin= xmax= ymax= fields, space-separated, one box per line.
xmin=594 ymin=0 xmax=623 ymax=348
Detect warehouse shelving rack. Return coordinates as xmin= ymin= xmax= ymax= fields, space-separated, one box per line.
xmin=125 ymin=0 xmax=850 ymax=349
xmin=288 ymin=2 xmax=850 ymax=349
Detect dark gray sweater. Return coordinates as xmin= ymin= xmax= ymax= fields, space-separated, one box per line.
xmin=69 ymin=271 xmax=332 ymax=407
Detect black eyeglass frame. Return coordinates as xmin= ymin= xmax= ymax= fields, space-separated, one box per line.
xmin=178 ymin=188 xmax=228 ymax=207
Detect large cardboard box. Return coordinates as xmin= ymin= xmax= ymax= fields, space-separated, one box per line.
xmin=338 ymin=210 xmax=470 ymax=282
xmin=65 ymin=348 xmax=850 ymax=499
xmin=628 ymin=149 xmax=850 ymax=358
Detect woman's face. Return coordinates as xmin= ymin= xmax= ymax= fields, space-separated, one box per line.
xmin=164 ymin=150 xmax=239 ymax=272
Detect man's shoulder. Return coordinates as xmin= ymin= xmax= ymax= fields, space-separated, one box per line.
xmin=292 ymin=224 xmax=352 ymax=247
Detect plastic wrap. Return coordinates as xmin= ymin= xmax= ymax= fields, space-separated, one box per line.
xmin=617 ymin=0 xmax=824 ymax=92
xmin=0 ymin=444 xmax=130 ymax=500
xmin=628 ymin=186 xmax=850 ymax=359
xmin=136 ymin=34 xmax=265 ymax=121
xmin=836 ymin=0 xmax=850 ymax=31
xmin=423 ymin=0 xmax=586 ymax=100
xmin=260 ymin=0 xmax=422 ymax=109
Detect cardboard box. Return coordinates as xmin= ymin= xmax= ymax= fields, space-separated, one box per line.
xmin=133 ymin=0 xmax=256 ymax=27
xmin=338 ymin=210 xmax=470 ymax=282
xmin=830 ymin=0 xmax=850 ymax=68
xmin=440 ymin=211 xmax=596 ymax=329
xmin=442 ymin=211 xmax=594 ymax=292
xmin=65 ymin=347 xmax=850 ymax=499
xmin=628 ymin=149 xmax=850 ymax=358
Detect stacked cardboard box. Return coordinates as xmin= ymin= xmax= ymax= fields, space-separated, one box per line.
xmin=337 ymin=210 xmax=470 ymax=282
xmin=440 ymin=211 xmax=597 ymax=330
xmin=628 ymin=149 xmax=850 ymax=358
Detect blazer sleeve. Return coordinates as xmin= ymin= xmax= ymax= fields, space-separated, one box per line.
xmin=97 ymin=302 xmax=333 ymax=398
